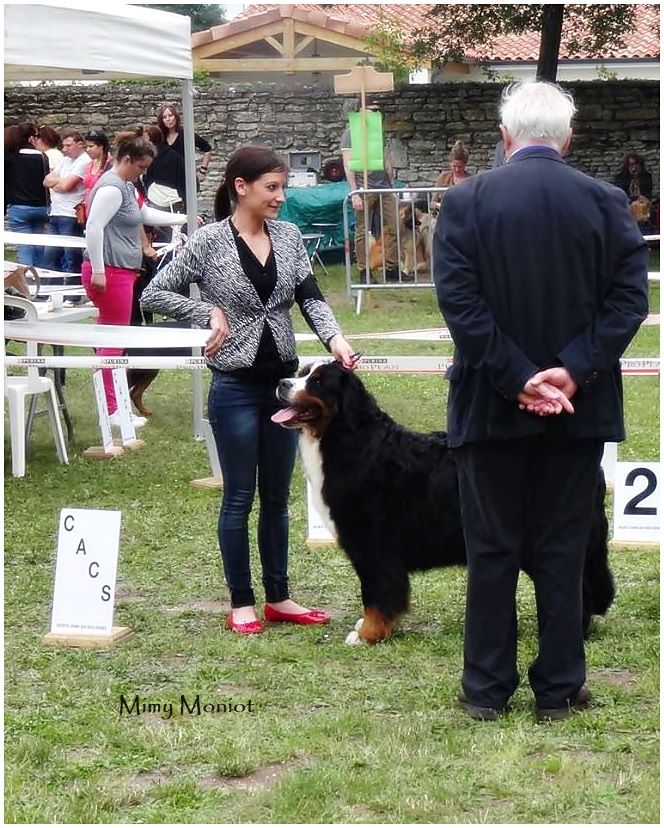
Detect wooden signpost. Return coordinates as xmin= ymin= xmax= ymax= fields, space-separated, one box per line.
xmin=333 ymin=65 xmax=394 ymax=190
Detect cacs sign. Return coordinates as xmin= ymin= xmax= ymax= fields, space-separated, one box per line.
xmin=50 ymin=509 xmax=122 ymax=636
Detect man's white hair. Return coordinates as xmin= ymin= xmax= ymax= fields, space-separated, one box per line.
xmin=500 ymin=80 xmax=576 ymax=150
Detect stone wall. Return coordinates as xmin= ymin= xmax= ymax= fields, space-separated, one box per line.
xmin=5 ymin=80 xmax=659 ymax=211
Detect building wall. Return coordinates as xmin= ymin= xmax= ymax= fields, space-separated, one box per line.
xmin=5 ymin=80 xmax=658 ymax=211
xmin=428 ymin=61 xmax=661 ymax=84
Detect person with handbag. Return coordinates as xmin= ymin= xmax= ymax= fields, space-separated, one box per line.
xmin=82 ymin=129 xmax=112 ymax=224
xmin=43 ymin=129 xmax=90 ymax=273
xmin=82 ymin=129 xmax=188 ymax=428
xmin=4 ymin=122 xmax=49 ymax=267
xmin=147 ymin=103 xmax=212 ymax=209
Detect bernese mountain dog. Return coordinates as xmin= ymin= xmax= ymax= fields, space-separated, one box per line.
xmin=272 ymin=360 xmax=614 ymax=645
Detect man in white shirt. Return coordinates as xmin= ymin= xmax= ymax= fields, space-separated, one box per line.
xmin=43 ymin=130 xmax=90 ymax=272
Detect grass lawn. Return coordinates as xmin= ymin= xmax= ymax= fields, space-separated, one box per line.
xmin=4 ymin=260 xmax=660 ymax=823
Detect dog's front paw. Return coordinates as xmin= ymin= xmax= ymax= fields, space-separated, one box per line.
xmin=345 ymin=629 xmax=364 ymax=645
xmin=354 ymin=617 xmax=364 ymax=631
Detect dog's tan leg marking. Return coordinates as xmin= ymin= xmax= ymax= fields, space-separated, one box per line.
xmin=130 ymin=382 xmax=153 ymax=417
xmin=356 ymin=606 xmax=394 ymax=644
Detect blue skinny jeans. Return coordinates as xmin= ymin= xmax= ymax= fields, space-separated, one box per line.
xmin=44 ymin=214 xmax=83 ymax=273
xmin=208 ymin=371 xmax=298 ymax=608
xmin=6 ymin=204 xmax=48 ymax=266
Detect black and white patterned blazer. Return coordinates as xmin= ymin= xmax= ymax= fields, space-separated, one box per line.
xmin=140 ymin=218 xmax=342 ymax=372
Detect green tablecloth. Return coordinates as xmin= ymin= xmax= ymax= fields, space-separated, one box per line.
xmin=279 ymin=181 xmax=353 ymax=249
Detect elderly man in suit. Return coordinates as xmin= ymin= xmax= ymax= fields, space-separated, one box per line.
xmin=434 ymin=81 xmax=648 ymax=722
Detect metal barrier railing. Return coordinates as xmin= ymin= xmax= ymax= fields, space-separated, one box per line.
xmin=343 ymin=186 xmax=448 ymax=314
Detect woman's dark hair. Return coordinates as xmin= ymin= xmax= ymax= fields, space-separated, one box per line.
xmin=156 ymin=103 xmax=181 ymax=140
xmin=86 ymin=128 xmax=110 ymax=151
xmin=214 ymin=145 xmax=287 ymax=221
xmin=114 ymin=127 xmax=155 ymax=162
xmin=4 ymin=125 xmax=22 ymax=152
xmin=145 ymin=123 xmax=164 ymax=146
xmin=86 ymin=128 xmax=111 ymax=167
xmin=5 ymin=122 xmax=37 ymax=151
xmin=37 ymin=124 xmax=61 ymax=149
xmin=619 ymin=153 xmax=647 ymax=176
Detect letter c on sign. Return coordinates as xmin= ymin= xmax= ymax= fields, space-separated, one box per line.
xmin=89 ymin=561 xmax=99 ymax=578
xmin=64 ymin=514 xmax=75 ymax=532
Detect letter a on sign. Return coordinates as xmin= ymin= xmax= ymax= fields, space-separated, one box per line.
xmin=50 ymin=508 xmax=122 ymax=637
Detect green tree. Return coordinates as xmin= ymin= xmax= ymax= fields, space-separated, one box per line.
xmin=142 ymin=4 xmax=226 ymax=33
xmin=388 ymin=3 xmax=639 ymax=83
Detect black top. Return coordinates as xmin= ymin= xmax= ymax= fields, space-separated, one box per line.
xmin=227 ymin=220 xmax=297 ymax=382
xmin=614 ymin=171 xmax=653 ymax=201
xmin=143 ymin=143 xmax=186 ymax=202
xmin=4 ymin=148 xmax=49 ymax=207
xmin=169 ymin=130 xmax=212 ymax=157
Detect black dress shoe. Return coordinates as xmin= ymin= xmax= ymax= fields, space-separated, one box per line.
xmin=458 ymin=693 xmax=504 ymax=722
xmin=536 ymin=685 xmax=592 ymax=722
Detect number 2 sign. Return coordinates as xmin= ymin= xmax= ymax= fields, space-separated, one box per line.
xmin=612 ymin=462 xmax=660 ymax=545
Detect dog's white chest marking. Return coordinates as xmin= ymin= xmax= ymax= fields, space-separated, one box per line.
xmin=298 ymin=432 xmax=338 ymax=539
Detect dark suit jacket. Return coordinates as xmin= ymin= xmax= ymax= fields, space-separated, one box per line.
xmin=433 ymin=145 xmax=649 ymax=447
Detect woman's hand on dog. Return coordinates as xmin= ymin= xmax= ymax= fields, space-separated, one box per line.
xmin=205 ymin=307 xmax=230 ymax=356
xmin=329 ymin=333 xmax=357 ymax=369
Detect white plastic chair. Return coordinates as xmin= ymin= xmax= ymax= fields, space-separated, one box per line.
xmin=4 ymin=295 xmax=68 ymax=477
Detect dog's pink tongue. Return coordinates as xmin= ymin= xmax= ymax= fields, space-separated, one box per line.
xmin=271 ymin=407 xmax=298 ymax=424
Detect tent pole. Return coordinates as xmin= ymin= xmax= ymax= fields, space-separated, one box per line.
xmin=181 ymin=79 xmax=205 ymax=442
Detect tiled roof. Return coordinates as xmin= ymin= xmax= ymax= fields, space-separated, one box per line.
xmin=232 ymin=3 xmax=660 ymax=61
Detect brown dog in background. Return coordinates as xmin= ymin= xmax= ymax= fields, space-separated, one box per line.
xmin=399 ymin=205 xmax=434 ymax=277
xmin=126 ymin=321 xmax=193 ymax=417
xmin=629 ymin=196 xmax=651 ymax=226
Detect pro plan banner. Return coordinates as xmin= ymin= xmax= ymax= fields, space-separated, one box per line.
xmin=348 ymin=110 xmax=384 ymax=172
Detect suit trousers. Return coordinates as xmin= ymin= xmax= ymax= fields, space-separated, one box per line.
xmin=454 ymin=436 xmax=603 ymax=709
xmin=354 ymin=191 xmax=398 ymax=270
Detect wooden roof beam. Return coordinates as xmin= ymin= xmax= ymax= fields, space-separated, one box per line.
xmin=194 ymin=20 xmax=372 ymax=62
xmin=264 ymin=35 xmax=284 ymax=56
xmin=196 ymin=57 xmax=376 ymax=73
xmin=293 ymin=35 xmax=314 ymax=57
xmin=194 ymin=21 xmax=287 ymax=58
xmin=293 ymin=21 xmax=373 ymax=54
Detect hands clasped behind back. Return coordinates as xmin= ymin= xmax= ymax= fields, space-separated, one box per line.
xmin=518 ymin=367 xmax=578 ymax=417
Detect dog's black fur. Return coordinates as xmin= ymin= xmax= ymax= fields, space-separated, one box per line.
xmin=275 ymin=360 xmax=614 ymax=644
xmin=126 ymin=319 xmax=192 ymax=417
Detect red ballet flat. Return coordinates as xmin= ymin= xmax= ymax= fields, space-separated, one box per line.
xmin=226 ymin=613 xmax=264 ymax=635
xmin=264 ymin=604 xmax=331 ymax=625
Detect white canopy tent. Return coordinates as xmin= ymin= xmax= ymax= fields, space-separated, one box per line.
xmin=4 ymin=1 xmax=206 ymax=437
xmin=4 ymin=1 xmax=192 ymax=82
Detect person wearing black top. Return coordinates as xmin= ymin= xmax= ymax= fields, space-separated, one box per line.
xmin=140 ymin=146 xmax=355 ymax=635
xmin=4 ymin=122 xmax=49 ymax=266
xmin=147 ymin=103 xmax=212 ymax=209
xmin=614 ymin=153 xmax=653 ymax=202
